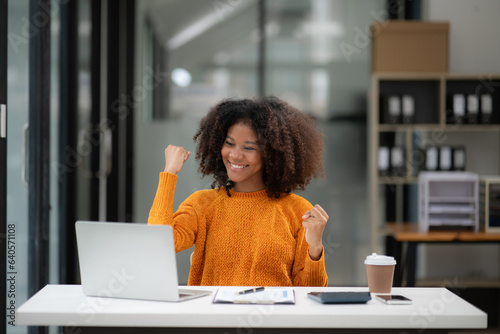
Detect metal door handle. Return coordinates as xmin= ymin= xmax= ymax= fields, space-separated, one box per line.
xmin=22 ymin=122 xmax=29 ymax=188
xmin=103 ymin=127 xmax=112 ymax=177
xmin=0 ymin=104 xmax=6 ymax=138
xmin=98 ymin=125 xmax=112 ymax=178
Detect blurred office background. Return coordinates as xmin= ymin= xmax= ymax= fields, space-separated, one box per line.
xmin=134 ymin=0 xmax=383 ymax=289
xmin=3 ymin=0 xmax=500 ymax=333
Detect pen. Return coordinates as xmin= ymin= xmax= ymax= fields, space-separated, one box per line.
xmin=236 ymin=287 xmax=265 ymax=295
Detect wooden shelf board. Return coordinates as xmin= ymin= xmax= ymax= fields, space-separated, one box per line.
xmin=441 ymin=125 xmax=500 ymax=132
xmin=395 ymin=231 xmax=458 ymax=242
xmin=379 ymin=124 xmax=440 ymax=131
xmin=373 ymin=72 xmax=445 ymax=79
xmin=445 ymin=73 xmax=500 ymax=80
xmin=383 ymin=222 xmax=500 ymax=242
xmin=458 ymin=232 xmax=500 ymax=241
xmin=378 ymin=124 xmax=500 ymax=132
xmin=377 ymin=177 xmax=418 ymax=184
xmin=373 ymin=72 xmax=500 ymax=80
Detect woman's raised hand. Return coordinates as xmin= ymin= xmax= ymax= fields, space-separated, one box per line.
xmin=302 ymin=204 xmax=329 ymax=261
xmin=164 ymin=145 xmax=191 ymax=175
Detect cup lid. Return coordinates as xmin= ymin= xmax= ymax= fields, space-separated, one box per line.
xmin=364 ymin=253 xmax=396 ymax=265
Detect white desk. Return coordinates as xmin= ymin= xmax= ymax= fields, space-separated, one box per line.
xmin=17 ymin=285 xmax=486 ymax=334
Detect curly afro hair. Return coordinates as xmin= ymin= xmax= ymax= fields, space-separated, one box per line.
xmin=193 ymin=96 xmax=325 ymax=198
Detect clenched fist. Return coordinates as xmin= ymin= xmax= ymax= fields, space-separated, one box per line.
xmin=302 ymin=204 xmax=329 ymax=261
xmin=164 ymin=145 xmax=191 ymax=175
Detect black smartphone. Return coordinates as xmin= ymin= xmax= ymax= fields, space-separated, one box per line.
xmin=375 ymin=294 xmax=412 ymax=305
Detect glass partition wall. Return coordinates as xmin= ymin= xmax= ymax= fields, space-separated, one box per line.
xmin=134 ymin=0 xmax=385 ymax=286
xmin=6 ymin=0 xmax=61 ymax=333
xmin=134 ymin=0 xmax=261 ymax=281
xmin=265 ymin=0 xmax=386 ymax=286
xmin=6 ymin=2 xmax=30 ymax=332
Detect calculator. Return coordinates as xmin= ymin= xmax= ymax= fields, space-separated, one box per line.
xmin=307 ymin=291 xmax=372 ymax=304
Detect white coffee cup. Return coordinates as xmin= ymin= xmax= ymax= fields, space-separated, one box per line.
xmin=364 ymin=253 xmax=396 ymax=294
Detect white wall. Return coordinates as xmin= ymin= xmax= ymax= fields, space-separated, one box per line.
xmin=423 ymin=0 xmax=500 ymax=73
xmin=419 ymin=0 xmax=500 ymax=282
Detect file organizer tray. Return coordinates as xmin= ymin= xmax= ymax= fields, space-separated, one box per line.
xmin=418 ymin=172 xmax=479 ymax=232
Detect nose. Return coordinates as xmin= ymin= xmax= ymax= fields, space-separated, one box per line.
xmin=229 ymin=147 xmax=243 ymax=161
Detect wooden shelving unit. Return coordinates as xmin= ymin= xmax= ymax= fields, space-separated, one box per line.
xmin=368 ymin=72 xmax=500 ymax=251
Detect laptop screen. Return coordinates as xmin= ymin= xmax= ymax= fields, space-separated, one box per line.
xmin=75 ymin=221 xmax=182 ymax=301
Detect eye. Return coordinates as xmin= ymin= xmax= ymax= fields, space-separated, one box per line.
xmin=225 ymin=140 xmax=235 ymax=146
xmin=245 ymin=147 xmax=255 ymax=151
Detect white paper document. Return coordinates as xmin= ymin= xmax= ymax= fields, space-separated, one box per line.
xmin=213 ymin=287 xmax=295 ymax=304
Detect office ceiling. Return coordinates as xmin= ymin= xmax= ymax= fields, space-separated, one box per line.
xmin=143 ymin=0 xmax=262 ymax=67
xmin=144 ymin=0 xmax=220 ymax=45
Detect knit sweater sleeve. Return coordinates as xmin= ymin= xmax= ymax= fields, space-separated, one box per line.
xmin=291 ymin=227 xmax=328 ymax=286
xmin=147 ymin=172 xmax=198 ymax=253
xmin=288 ymin=196 xmax=328 ymax=287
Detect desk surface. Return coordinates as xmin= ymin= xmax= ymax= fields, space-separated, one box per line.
xmin=385 ymin=223 xmax=500 ymax=242
xmin=17 ymin=285 xmax=486 ymax=330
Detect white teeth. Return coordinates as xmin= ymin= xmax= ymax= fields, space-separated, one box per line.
xmin=230 ymin=163 xmax=246 ymax=169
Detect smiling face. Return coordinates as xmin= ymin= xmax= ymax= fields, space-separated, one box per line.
xmin=221 ymin=121 xmax=265 ymax=193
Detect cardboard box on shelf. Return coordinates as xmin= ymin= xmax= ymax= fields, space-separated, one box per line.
xmin=371 ymin=21 xmax=449 ymax=73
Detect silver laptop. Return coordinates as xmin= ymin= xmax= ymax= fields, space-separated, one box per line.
xmin=75 ymin=221 xmax=211 ymax=302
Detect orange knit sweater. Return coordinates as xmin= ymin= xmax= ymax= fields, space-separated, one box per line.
xmin=148 ymin=172 xmax=328 ymax=287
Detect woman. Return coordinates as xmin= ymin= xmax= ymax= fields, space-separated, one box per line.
xmin=148 ymin=96 xmax=329 ymax=286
